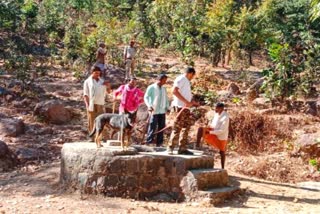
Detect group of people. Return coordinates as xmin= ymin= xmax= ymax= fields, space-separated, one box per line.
xmin=83 ymin=43 xmax=230 ymax=169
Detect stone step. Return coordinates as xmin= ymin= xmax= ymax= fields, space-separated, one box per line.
xmin=198 ymin=186 xmax=241 ymax=205
xmin=190 ymin=168 xmax=229 ymax=190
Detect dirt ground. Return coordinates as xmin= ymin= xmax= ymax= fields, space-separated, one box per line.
xmin=0 ymin=48 xmax=319 ymax=213
xmin=0 ymin=159 xmax=319 ymax=214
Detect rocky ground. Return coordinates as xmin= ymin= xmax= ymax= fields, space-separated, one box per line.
xmin=0 ymin=48 xmax=319 ymax=213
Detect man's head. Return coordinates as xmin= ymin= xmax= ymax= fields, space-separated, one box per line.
xmin=130 ymin=40 xmax=135 ymax=47
xmin=91 ymin=66 xmax=102 ymax=79
xmin=157 ymin=73 xmax=168 ymax=86
xmin=185 ymin=67 xmax=196 ymax=80
xmin=215 ymin=102 xmax=225 ymax=114
xmin=128 ymin=77 xmax=137 ymax=88
xmin=99 ymin=42 xmax=106 ymax=48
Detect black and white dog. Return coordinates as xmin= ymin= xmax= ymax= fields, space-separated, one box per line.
xmin=89 ymin=112 xmax=136 ymax=149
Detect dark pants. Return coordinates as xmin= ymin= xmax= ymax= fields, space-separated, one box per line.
xmin=146 ymin=114 xmax=166 ymax=146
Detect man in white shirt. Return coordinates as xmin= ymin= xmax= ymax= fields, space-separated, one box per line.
xmin=83 ymin=66 xmax=111 ymax=141
xmin=168 ymin=67 xmax=199 ymax=155
xmin=123 ymin=40 xmax=137 ymax=79
xmin=195 ymin=103 xmax=230 ymax=169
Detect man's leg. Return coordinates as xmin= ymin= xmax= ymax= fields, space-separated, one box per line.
xmin=87 ymin=110 xmax=95 ymax=142
xmin=156 ymin=114 xmax=165 ymax=147
xmin=95 ymin=105 xmax=107 ymax=141
xmin=125 ymin=60 xmax=131 ymax=79
xmin=146 ymin=114 xmax=158 ymax=145
xmin=220 ymin=151 xmax=226 ymax=169
xmin=168 ymin=123 xmax=181 ymax=154
xmin=195 ymin=127 xmax=204 ymax=149
xmin=178 ymin=125 xmax=191 ymax=152
xmin=130 ymin=59 xmax=135 ymax=77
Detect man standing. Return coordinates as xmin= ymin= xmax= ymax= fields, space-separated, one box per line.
xmin=83 ymin=66 xmax=110 ymax=141
xmin=123 ymin=40 xmax=137 ymax=80
xmin=195 ymin=103 xmax=230 ymax=169
xmin=144 ymin=74 xmax=170 ymax=147
xmin=113 ymin=77 xmax=144 ymax=114
xmin=168 ymin=67 xmax=199 ymax=155
xmin=96 ymin=42 xmax=107 ymax=79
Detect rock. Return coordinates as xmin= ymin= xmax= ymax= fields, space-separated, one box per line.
xmin=105 ymin=64 xmax=126 ymax=89
xmin=217 ymin=90 xmax=232 ymax=101
xmin=12 ymin=98 xmax=32 ymax=108
xmin=294 ymin=132 xmax=320 ymax=159
xmin=15 ymin=147 xmax=41 ymax=163
xmin=34 ymin=100 xmax=72 ymax=124
xmin=0 ymin=141 xmax=18 ymax=172
xmin=55 ymin=91 xmax=71 ymax=97
xmin=227 ymin=82 xmax=240 ymax=95
xmin=0 ymin=117 xmax=25 ymax=137
xmin=252 ymin=97 xmax=271 ymax=109
xmin=6 ymin=94 xmax=14 ymax=102
xmin=136 ymin=104 xmax=149 ymax=122
xmin=304 ymin=100 xmax=318 ymax=117
xmin=246 ymin=77 xmax=264 ymax=102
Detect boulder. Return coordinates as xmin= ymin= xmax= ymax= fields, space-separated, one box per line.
xmin=15 ymin=147 xmax=42 ymax=163
xmin=294 ymin=132 xmax=320 ymax=159
xmin=0 ymin=117 xmax=25 ymax=137
xmin=246 ymin=77 xmax=264 ymax=102
xmin=12 ymin=98 xmax=33 ymax=108
xmin=217 ymin=90 xmax=232 ymax=102
xmin=304 ymin=100 xmax=319 ymax=117
xmin=252 ymin=97 xmax=271 ymax=109
xmin=0 ymin=141 xmax=18 ymax=172
xmin=227 ymin=82 xmax=240 ymax=95
xmin=34 ymin=100 xmax=72 ymax=124
xmin=105 ymin=64 xmax=126 ymax=89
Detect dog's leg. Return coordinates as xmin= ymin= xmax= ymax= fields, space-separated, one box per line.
xmin=95 ymin=133 xmax=99 ymax=148
xmin=96 ymin=131 xmax=104 ymax=148
xmin=126 ymin=131 xmax=131 ymax=150
xmin=120 ymin=130 xmax=125 ymax=150
xmin=98 ymin=133 xmax=104 ymax=148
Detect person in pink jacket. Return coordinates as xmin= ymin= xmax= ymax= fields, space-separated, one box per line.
xmin=113 ymin=77 xmax=144 ymax=115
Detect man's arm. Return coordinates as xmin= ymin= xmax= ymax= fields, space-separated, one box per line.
xmin=123 ymin=46 xmax=127 ymax=61
xmin=144 ymin=86 xmax=153 ymax=109
xmin=83 ymin=81 xmax=90 ymax=109
xmin=83 ymin=95 xmax=89 ymax=109
xmin=172 ymin=86 xmax=193 ymax=107
xmin=210 ymin=117 xmax=229 ymax=135
xmin=113 ymin=85 xmax=124 ymax=100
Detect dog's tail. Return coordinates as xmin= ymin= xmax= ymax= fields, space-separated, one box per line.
xmin=88 ymin=124 xmax=96 ymax=137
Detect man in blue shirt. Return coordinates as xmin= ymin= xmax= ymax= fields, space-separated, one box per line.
xmin=144 ymin=74 xmax=170 ymax=146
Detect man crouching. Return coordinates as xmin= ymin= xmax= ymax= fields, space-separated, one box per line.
xmin=195 ymin=103 xmax=230 ymax=169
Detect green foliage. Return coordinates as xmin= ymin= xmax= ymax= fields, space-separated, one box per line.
xmin=0 ymin=0 xmax=319 ymax=98
xmin=261 ymin=0 xmax=320 ymax=99
xmin=309 ymin=158 xmax=320 ymax=171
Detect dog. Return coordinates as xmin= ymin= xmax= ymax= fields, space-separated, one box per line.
xmin=89 ymin=112 xmax=136 ymax=149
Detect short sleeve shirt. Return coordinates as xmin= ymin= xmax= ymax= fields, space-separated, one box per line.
xmin=172 ymin=74 xmax=192 ymax=108
xmin=83 ymin=77 xmax=106 ymax=105
xmin=124 ymin=46 xmax=136 ymax=59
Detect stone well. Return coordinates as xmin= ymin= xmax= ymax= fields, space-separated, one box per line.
xmin=60 ymin=143 xmax=239 ymax=204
